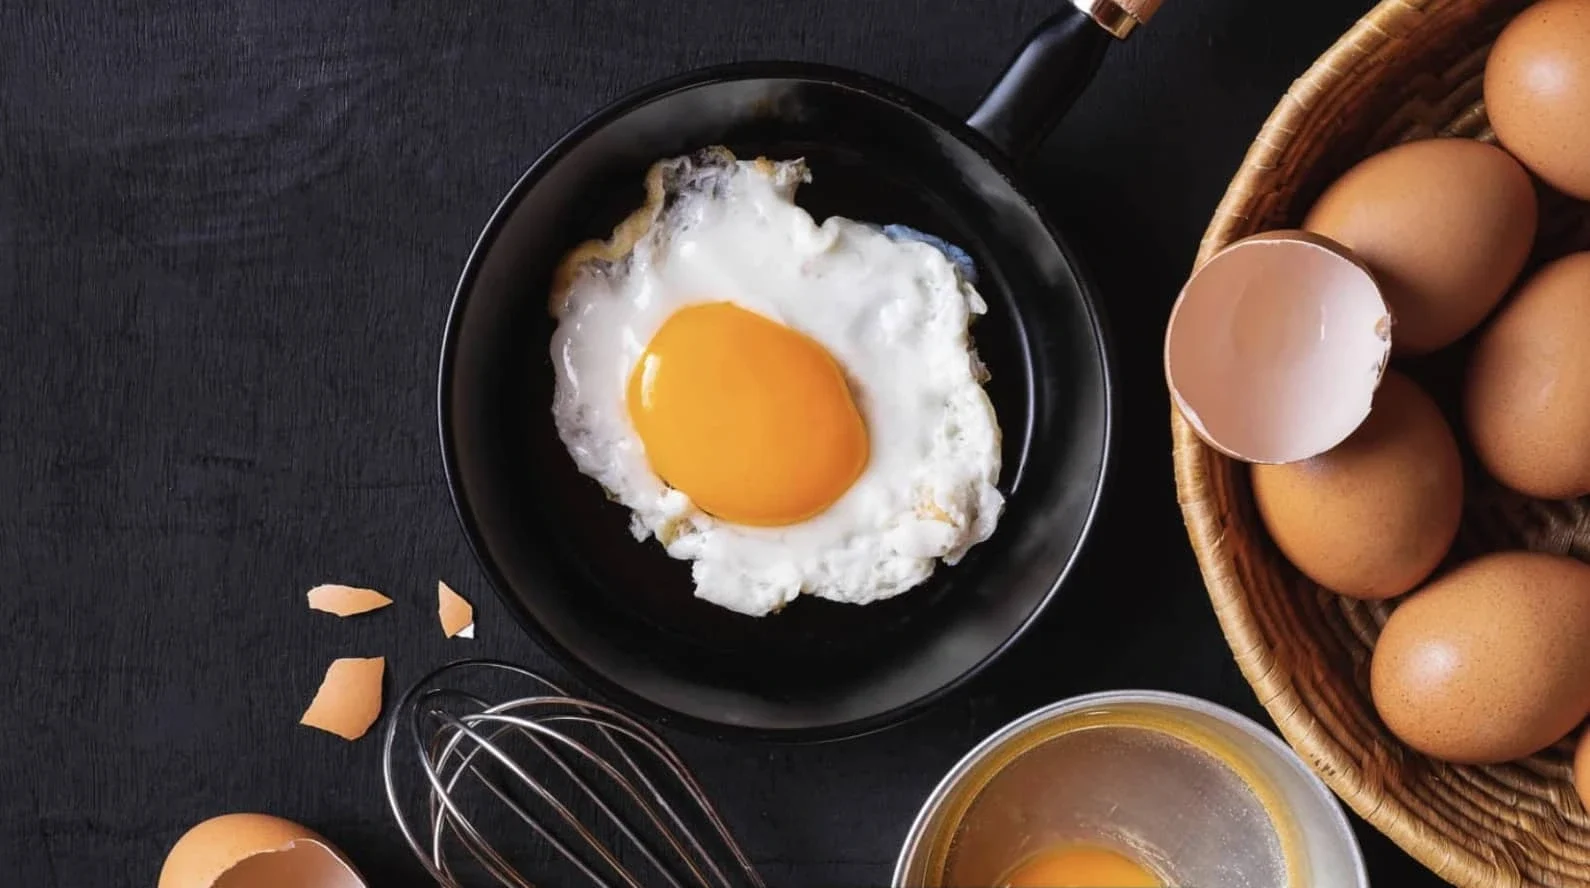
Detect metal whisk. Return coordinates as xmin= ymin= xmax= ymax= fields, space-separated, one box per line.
xmin=382 ymin=659 xmax=766 ymax=888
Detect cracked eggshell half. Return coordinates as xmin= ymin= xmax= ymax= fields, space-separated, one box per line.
xmin=159 ymin=813 xmax=366 ymax=888
xmin=1166 ymin=230 xmax=1392 ymax=464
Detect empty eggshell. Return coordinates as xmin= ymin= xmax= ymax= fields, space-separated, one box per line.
xmin=305 ymin=584 xmax=392 ymax=617
xmin=1166 ymin=230 xmax=1392 ymax=464
xmin=159 ymin=812 xmax=366 ymax=888
xmin=299 ymin=657 xmax=384 ymax=741
xmin=438 ymin=580 xmax=473 ymax=639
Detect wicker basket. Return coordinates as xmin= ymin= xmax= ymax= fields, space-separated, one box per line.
xmin=1174 ymin=1 xmax=1590 ymax=885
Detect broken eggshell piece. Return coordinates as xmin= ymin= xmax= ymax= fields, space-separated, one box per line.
xmin=159 ymin=812 xmax=366 ymax=888
xmin=299 ymin=657 xmax=385 ymax=741
xmin=1166 ymin=230 xmax=1392 ymax=464
xmin=305 ymin=583 xmax=392 ymax=617
xmin=438 ymin=580 xmax=473 ymax=639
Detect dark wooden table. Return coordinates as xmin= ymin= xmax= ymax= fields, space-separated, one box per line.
xmin=0 ymin=0 xmax=1447 ymax=884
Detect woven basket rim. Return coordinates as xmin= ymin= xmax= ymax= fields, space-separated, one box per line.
xmin=1173 ymin=0 xmax=1500 ymax=881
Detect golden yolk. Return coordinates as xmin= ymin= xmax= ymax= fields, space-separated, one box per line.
xmin=1001 ymin=845 xmax=1161 ymax=888
xmin=626 ymin=302 xmax=868 ymax=526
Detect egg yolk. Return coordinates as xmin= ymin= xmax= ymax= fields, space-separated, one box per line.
xmin=626 ymin=302 xmax=868 ymax=527
xmin=1000 ymin=845 xmax=1161 ymax=888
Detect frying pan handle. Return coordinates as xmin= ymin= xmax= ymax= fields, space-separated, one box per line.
xmin=968 ymin=0 xmax=1160 ymax=160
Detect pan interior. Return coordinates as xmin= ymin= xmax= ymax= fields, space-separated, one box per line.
xmin=443 ymin=72 xmax=1109 ymax=734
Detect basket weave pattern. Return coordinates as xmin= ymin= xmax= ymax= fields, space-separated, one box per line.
xmin=1174 ymin=1 xmax=1590 ymax=884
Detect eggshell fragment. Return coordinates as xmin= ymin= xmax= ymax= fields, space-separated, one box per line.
xmin=305 ymin=584 xmax=392 ymax=617
xmin=438 ymin=580 xmax=473 ymax=639
xmin=1166 ymin=230 xmax=1391 ymax=464
xmin=159 ymin=812 xmax=366 ymax=888
xmin=299 ymin=657 xmax=384 ymax=741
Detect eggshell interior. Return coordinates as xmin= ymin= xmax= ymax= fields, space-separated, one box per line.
xmin=213 ymin=842 xmax=363 ymax=888
xmin=159 ymin=813 xmax=365 ymax=888
xmin=299 ymin=657 xmax=384 ymax=741
xmin=305 ymin=584 xmax=392 ymax=617
xmin=1166 ymin=231 xmax=1391 ymax=464
xmin=438 ymin=580 xmax=473 ymax=639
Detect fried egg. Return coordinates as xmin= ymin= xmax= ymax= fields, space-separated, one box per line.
xmin=549 ymin=148 xmax=1003 ymax=617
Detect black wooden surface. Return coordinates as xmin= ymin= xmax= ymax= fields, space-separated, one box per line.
xmin=1 ymin=0 xmax=1448 ymax=884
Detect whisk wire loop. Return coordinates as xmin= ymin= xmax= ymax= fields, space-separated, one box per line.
xmin=383 ymin=659 xmax=766 ymax=888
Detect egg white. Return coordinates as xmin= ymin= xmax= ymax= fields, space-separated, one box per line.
xmin=549 ymin=148 xmax=1003 ymax=617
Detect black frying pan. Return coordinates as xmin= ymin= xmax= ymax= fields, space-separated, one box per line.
xmin=439 ymin=4 xmax=1140 ymax=741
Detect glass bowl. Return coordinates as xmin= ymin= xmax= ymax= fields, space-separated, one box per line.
xmin=894 ymin=690 xmax=1368 ymax=887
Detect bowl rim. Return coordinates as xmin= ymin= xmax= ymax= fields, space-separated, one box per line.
xmin=891 ymin=689 xmax=1369 ymax=886
xmin=436 ymin=59 xmax=1115 ymax=742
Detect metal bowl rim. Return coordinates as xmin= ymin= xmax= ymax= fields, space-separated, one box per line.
xmin=890 ymin=689 xmax=1370 ymax=886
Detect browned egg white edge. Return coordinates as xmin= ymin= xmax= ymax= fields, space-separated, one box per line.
xmin=548 ymin=148 xmax=796 ymax=315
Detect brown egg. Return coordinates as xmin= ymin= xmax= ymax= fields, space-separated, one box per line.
xmin=1252 ymin=371 xmax=1462 ymax=600
xmin=1304 ymin=138 xmax=1537 ymax=354
xmin=1575 ymin=729 xmax=1590 ymax=811
xmin=1466 ymin=252 xmax=1590 ymax=499
xmin=1486 ymin=0 xmax=1590 ymax=200
xmin=1371 ymin=551 xmax=1590 ymax=764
